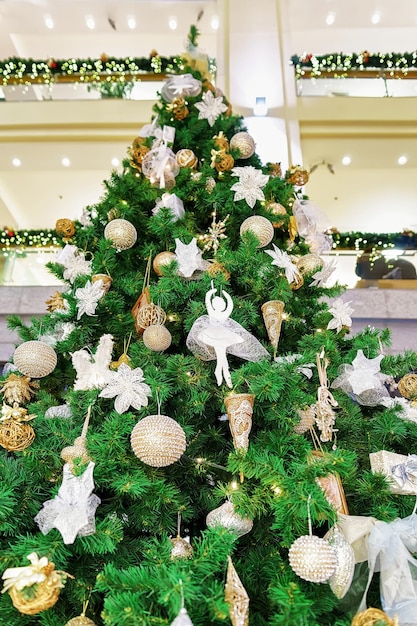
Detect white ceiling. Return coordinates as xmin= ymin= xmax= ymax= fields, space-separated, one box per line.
xmin=1 ymin=0 xmax=417 ymax=229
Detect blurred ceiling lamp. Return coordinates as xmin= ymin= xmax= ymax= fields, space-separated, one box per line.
xmin=253 ymin=97 xmax=268 ymax=117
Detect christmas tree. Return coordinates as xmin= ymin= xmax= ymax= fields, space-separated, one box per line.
xmin=2 ymin=26 xmax=417 ymax=626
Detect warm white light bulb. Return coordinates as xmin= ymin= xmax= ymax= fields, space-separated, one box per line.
xmin=111 ymin=157 xmax=120 ymax=167
xmin=371 ymin=11 xmax=381 ymax=24
xmin=86 ymin=15 xmax=95 ymax=30
xmin=12 ymin=158 xmax=21 ymax=167
xmin=210 ymin=16 xmax=219 ymax=30
xmin=127 ymin=16 xmax=136 ymax=30
xmin=326 ymin=12 xmax=335 ymax=25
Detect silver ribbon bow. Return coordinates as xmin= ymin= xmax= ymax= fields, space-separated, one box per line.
xmin=391 ymin=454 xmax=417 ymax=487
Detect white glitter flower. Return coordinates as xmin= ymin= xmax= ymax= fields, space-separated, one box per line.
xmin=230 ymin=166 xmax=269 ymax=208
xmin=309 ymin=259 xmax=338 ymax=288
xmin=265 ymin=243 xmax=302 ymax=284
xmin=75 ymin=280 xmax=105 ymax=320
xmin=62 ymin=253 xmax=92 ymax=284
xmin=194 ymin=90 xmax=228 ymax=127
xmin=99 ymin=363 xmax=152 ymax=414
xmin=327 ymin=299 xmax=354 ymax=333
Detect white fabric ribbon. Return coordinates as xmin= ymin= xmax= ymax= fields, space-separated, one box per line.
xmin=292 ymin=199 xmax=333 ymax=254
xmin=391 ymin=454 xmax=417 ymax=488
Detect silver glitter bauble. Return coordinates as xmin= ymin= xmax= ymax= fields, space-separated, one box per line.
xmin=240 ymin=216 xmax=274 ymax=248
xmin=104 ymin=218 xmax=137 ymax=250
xmin=170 ymin=536 xmax=193 ymax=560
xmin=206 ymin=500 xmax=253 ymax=537
xmin=325 ymin=526 xmax=355 ymax=599
xmin=230 ymin=132 xmax=256 ymax=159
xmin=131 ymin=414 xmax=186 ymax=467
xmin=288 ymin=534 xmax=337 ymax=583
xmin=13 ymin=341 xmax=57 ymax=378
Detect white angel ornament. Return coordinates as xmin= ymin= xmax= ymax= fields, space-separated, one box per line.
xmin=72 ymin=334 xmax=114 ymax=391
xmin=186 ymin=283 xmax=269 ymax=388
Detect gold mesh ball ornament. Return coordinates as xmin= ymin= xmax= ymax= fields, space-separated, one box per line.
xmin=153 ymin=251 xmax=177 ymax=277
xmin=296 ymin=254 xmax=324 ymax=275
xmin=13 ymin=340 xmax=57 ymax=378
xmin=104 ymin=218 xmax=137 ymax=251
xmin=176 ymin=149 xmax=198 ymax=169
xmin=286 ymin=165 xmax=310 ymax=186
xmin=55 ymin=218 xmax=76 ymax=239
xmin=230 ymin=132 xmax=256 ymax=159
xmin=131 ymin=414 xmax=186 ymax=467
xmin=267 ymin=202 xmax=287 ymax=228
xmin=288 ymin=534 xmax=337 ymax=583
xmin=142 ymin=324 xmax=172 ymax=352
xmin=65 ymin=616 xmax=97 ymax=626
xmin=212 ymin=149 xmax=235 ymax=173
xmin=170 ymin=536 xmax=193 ymax=560
xmin=240 ymin=216 xmax=274 ymax=248
xmin=397 ymin=373 xmax=417 ymax=400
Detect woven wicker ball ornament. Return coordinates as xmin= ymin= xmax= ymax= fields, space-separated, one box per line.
xmin=240 ymin=216 xmax=274 ymax=248
xmin=65 ymin=616 xmax=96 ymax=626
xmin=143 ymin=325 xmax=172 ymax=352
xmin=0 ymin=419 xmax=35 ymax=451
xmin=104 ymin=218 xmax=137 ymax=250
xmin=230 ymin=132 xmax=256 ymax=159
xmin=131 ymin=414 xmax=186 ymax=467
xmin=136 ymin=303 xmax=166 ymax=329
xmin=397 ymin=373 xmax=417 ymax=400
xmin=153 ymin=251 xmax=177 ymax=276
xmin=14 ymin=340 xmax=57 ymax=378
xmin=176 ymin=149 xmax=198 ymax=169
xmin=288 ymin=535 xmax=337 ymax=583
xmin=350 ymin=608 xmax=397 ymax=626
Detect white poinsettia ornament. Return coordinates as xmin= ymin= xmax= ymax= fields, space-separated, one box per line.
xmin=327 ymin=299 xmax=354 ymax=333
xmin=99 ymin=363 xmax=152 ymax=414
xmin=309 ymin=259 xmax=338 ymax=288
xmin=55 ymin=245 xmax=92 ymax=284
xmin=265 ymin=244 xmax=302 ymax=285
xmin=230 ymin=166 xmax=269 ymax=208
xmin=194 ymin=90 xmax=228 ymax=126
xmin=75 ymin=280 xmax=105 ymax=320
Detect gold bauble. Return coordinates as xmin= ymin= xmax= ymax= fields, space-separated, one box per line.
xmin=104 ymin=218 xmax=137 ymax=250
xmin=14 ymin=340 xmax=57 ymax=378
xmin=170 ymin=536 xmax=193 ymax=559
xmin=131 ymin=414 xmax=186 ymax=467
xmin=153 ymin=251 xmax=177 ymax=277
xmin=55 ymin=218 xmax=76 ymax=239
xmin=65 ymin=615 xmax=97 ymax=625
xmin=290 ymin=274 xmax=304 ymax=290
xmin=214 ymin=151 xmax=234 ymax=172
xmin=0 ymin=373 xmax=38 ymax=405
xmin=230 ymin=132 xmax=256 ymax=159
xmin=143 ymin=325 xmax=172 ymax=352
xmin=207 ymin=260 xmax=231 ymax=280
xmin=176 ymin=149 xmax=198 ymax=169
xmin=288 ymin=535 xmax=337 ymax=583
xmin=286 ymin=165 xmax=309 ymax=186
xmin=397 ymin=373 xmax=417 ymax=400
xmin=206 ymin=500 xmax=253 ymax=537
xmin=267 ymin=202 xmax=287 ymax=228
xmin=240 ymin=216 xmax=274 ymax=248
xmin=296 ymin=254 xmax=324 ymax=275
xmin=136 ymin=303 xmax=166 ymax=329
xmin=92 ymin=274 xmax=113 ymax=294
xmin=0 ymin=419 xmax=35 ymax=451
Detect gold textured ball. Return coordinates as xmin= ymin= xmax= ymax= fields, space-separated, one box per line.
xmin=153 ymin=251 xmax=177 ymax=277
xmin=288 ymin=535 xmax=337 ymax=583
xmin=240 ymin=216 xmax=274 ymax=248
xmin=296 ymin=254 xmax=324 ymax=275
xmin=14 ymin=340 xmax=57 ymax=378
xmin=230 ymin=132 xmax=256 ymax=159
xmin=206 ymin=500 xmax=253 ymax=537
xmin=267 ymin=202 xmax=287 ymax=228
xmin=143 ymin=325 xmax=172 ymax=352
xmin=131 ymin=414 xmax=186 ymax=467
xmin=55 ymin=218 xmax=76 ymax=239
xmin=104 ymin=218 xmax=137 ymax=250
xmin=170 ymin=536 xmax=193 ymax=560
xmin=351 ymin=608 xmax=397 ymax=626
xmin=176 ymin=149 xmax=198 ymax=169
xmin=65 ymin=616 xmax=96 ymax=626
xmin=213 ymin=151 xmax=234 ymax=172
xmin=0 ymin=420 xmax=35 ymax=451
xmin=294 ymin=406 xmax=316 ymax=435
xmin=92 ymin=274 xmax=113 ymax=293
xmin=397 ymin=373 xmax=417 ymax=400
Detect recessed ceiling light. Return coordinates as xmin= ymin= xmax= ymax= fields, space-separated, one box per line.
xmin=326 ymin=12 xmax=335 ymax=25
xmin=342 ymin=155 xmax=351 ymax=166
xmin=61 ymin=157 xmax=71 ymax=167
xmin=211 ymin=16 xmax=219 ymax=30
xmin=44 ymin=15 xmax=54 ymax=29
xmin=127 ymin=16 xmax=136 ymax=30
xmin=371 ymin=11 xmax=381 ymax=24
xmin=111 ymin=158 xmax=120 ymax=167
xmin=12 ymin=158 xmax=21 ymax=167
xmin=398 ymin=155 xmax=408 ymax=165
xmin=168 ymin=16 xmax=178 ymax=30
xmin=86 ymin=15 xmax=95 ymax=30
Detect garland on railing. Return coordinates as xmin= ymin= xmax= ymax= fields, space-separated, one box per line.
xmin=290 ymin=50 xmax=417 ymax=79
xmin=1 ymin=227 xmax=416 ymax=251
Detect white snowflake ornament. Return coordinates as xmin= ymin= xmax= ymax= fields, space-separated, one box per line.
xmin=194 ymin=90 xmax=228 ymax=127
xmin=175 ymin=238 xmax=210 ymax=278
xmin=327 ymin=299 xmax=354 ymax=333
xmin=75 ymin=280 xmax=105 ymax=320
xmin=230 ymin=166 xmax=269 ymax=208
xmin=99 ymin=363 xmax=152 ymax=414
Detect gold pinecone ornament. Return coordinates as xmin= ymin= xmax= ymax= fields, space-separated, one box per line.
xmin=13 ymin=340 xmax=57 ymax=378
xmin=0 ymin=373 xmax=38 ymax=405
xmin=131 ymin=414 xmax=186 ymax=467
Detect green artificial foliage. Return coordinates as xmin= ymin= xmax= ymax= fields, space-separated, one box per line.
xmin=2 ymin=28 xmax=417 ymax=626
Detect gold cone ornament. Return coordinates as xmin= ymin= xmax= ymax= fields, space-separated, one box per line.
xmin=224 ymin=393 xmax=255 ymax=453
xmin=13 ymin=340 xmax=57 ymax=378
xmin=206 ymin=500 xmax=253 ymax=537
xmin=131 ymin=414 xmax=186 ymax=467
xmin=0 ymin=373 xmax=38 ymax=405
xmin=225 ymin=556 xmax=249 ymax=626
xmin=261 ymin=300 xmax=285 ymax=358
